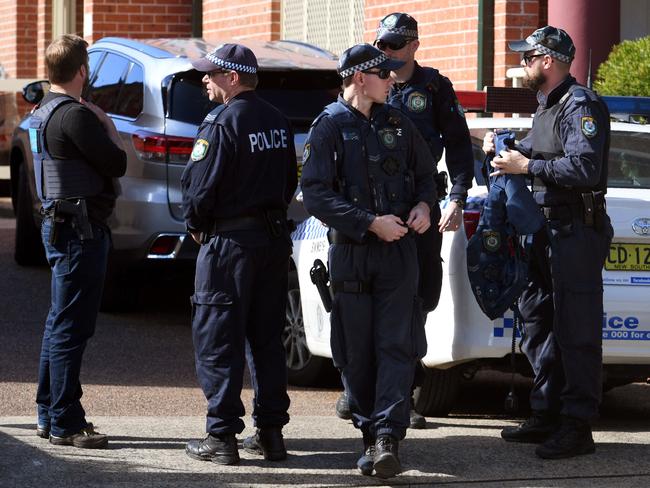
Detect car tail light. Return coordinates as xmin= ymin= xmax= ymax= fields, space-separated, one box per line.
xmin=132 ymin=131 xmax=194 ymax=164
xmin=463 ymin=210 xmax=481 ymax=238
xmin=147 ymin=233 xmax=185 ymax=259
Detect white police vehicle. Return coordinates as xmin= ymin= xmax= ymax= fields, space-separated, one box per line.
xmin=284 ymin=89 xmax=650 ymax=416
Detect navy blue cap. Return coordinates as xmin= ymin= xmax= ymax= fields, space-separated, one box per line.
xmin=376 ymin=12 xmax=418 ymax=43
xmin=192 ymin=43 xmax=258 ymax=74
xmin=509 ymin=26 xmax=575 ymax=63
xmin=338 ymin=44 xmax=405 ymax=78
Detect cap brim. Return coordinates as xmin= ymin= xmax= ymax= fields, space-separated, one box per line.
xmin=376 ymin=32 xmax=409 ymax=44
xmin=508 ymin=40 xmax=535 ymax=52
xmin=191 ymin=57 xmax=219 ymax=72
xmin=378 ymin=58 xmax=406 ymax=71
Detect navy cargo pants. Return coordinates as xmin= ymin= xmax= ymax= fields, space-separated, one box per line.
xmin=329 ymin=235 xmax=424 ymax=441
xmin=36 ymin=217 xmax=110 ymax=437
xmin=191 ymin=231 xmax=291 ymax=435
xmin=519 ymin=214 xmax=613 ymax=421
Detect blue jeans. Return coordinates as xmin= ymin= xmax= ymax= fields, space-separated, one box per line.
xmin=36 ymin=217 xmax=110 ymax=437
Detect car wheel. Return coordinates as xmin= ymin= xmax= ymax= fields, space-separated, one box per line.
xmin=413 ymin=365 xmax=461 ymax=417
xmin=14 ymin=164 xmax=45 ymax=266
xmin=283 ymin=270 xmax=330 ymax=386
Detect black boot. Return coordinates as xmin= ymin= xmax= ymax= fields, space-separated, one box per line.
xmin=243 ymin=427 xmax=287 ymax=461
xmin=373 ymin=435 xmax=401 ymax=479
xmin=185 ymin=433 xmax=240 ymax=465
xmin=501 ymin=411 xmax=559 ymax=443
xmin=357 ymin=434 xmax=375 ymax=476
xmin=335 ymin=390 xmax=352 ymax=420
xmin=535 ymin=416 xmax=595 ymax=459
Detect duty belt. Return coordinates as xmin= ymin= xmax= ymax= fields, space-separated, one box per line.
xmin=331 ymin=280 xmax=372 ymax=294
xmin=212 ymin=216 xmax=266 ymax=233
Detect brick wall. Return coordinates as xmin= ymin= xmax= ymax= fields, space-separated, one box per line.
xmin=203 ymin=0 xmax=280 ymax=41
xmin=0 ymin=0 xmax=37 ymax=79
xmin=493 ymin=0 xmax=540 ymax=86
xmin=83 ymin=0 xmax=193 ymax=42
xmin=36 ymin=0 xmax=52 ymax=79
xmin=364 ymin=0 xmax=479 ymax=91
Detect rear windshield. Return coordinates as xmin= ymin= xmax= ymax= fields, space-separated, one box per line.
xmin=168 ymin=69 xmax=340 ymax=131
xmin=470 ymin=128 xmax=650 ymax=189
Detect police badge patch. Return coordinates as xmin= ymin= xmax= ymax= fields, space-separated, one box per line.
xmin=455 ymin=99 xmax=466 ymax=118
xmin=383 ymin=14 xmax=398 ymax=27
xmin=407 ymin=92 xmax=427 ymax=113
xmin=191 ymin=139 xmax=209 ymax=161
xmin=482 ymin=230 xmax=501 ymax=253
xmin=378 ymin=129 xmax=397 ymax=149
xmin=581 ymin=116 xmax=597 ymax=138
xmin=302 ymin=143 xmax=311 ymax=164
xmin=382 ymin=157 xmax=400 ymax=176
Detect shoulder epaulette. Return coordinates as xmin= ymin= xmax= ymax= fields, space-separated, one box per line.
xmin=203 ymin=103 xmax=229 ymax=124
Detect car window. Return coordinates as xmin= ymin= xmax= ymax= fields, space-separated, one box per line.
xmin=88 ymin=52 xmax=130 ymax=113
xmin=114 ymin=63 xmax=144 ymax=118
xmin=88 ymin=51 xmax=104 ymax=79
xmin=168 ymin=69 xmax=340 ymax=130
xmin=609 ymin=131 xmax=650 ymax=188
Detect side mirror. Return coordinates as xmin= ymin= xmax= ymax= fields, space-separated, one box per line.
xmin=22 ymin=80 xmax=51 ymax=105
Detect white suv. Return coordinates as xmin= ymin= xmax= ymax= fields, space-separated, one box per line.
xmin=285 ymin=94 xmax=650 ymax=416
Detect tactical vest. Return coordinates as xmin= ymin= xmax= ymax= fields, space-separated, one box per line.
xmin=386 ymin=67 xmax=443 ymax=163
xmin=29 ymin=96 xmax=104 ymax=201
xmin=530 ymin=84 xmax=609 ymax=204
xmin=323 ymin=101 xmax=415 ymax=219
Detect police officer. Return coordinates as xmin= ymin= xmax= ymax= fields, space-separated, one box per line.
xmin=181 ymin=44 xmax=297 ymax=465
xmin=301 ymin=44 xmax=436 ymax=478
xmin=483 ymin=26 xmax=614 ymax=459
xmin=33 ymin=34 xmax=127 ymax=448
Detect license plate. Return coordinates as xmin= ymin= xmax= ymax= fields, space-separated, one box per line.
xmin=605 ymin=243 xmax=650 ymax=271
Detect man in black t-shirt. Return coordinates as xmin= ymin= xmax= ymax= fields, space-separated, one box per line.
xmin=31 ymin=34 xmax=126 ymax=449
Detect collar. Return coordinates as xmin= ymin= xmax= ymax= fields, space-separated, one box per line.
xmin=537 ymin=75 xmax=575 ymax=108
xmin=392 ymin=61 xmax=424 ymax=92
xmin=338 ymin=94 xmax=383 ymax=121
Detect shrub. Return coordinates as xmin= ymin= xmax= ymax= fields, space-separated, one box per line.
xmin=594 ymin=36 xmax=650 ymax=96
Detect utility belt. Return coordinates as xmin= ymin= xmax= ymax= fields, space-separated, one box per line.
xmin=327 ymin=225 xmax=414 ymax=245
xmin=540 ymin=191 xmax=606 ymax=230
xmin=41 ymin=198 xmax=94 ymax=245
xmin=200 ymin=210 xmax=288 ymax=244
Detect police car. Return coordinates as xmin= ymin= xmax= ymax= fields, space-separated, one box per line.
xmin=286 ymin=89 xmax=650 ymax=416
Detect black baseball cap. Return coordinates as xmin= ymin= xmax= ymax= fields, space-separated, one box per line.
xmin=508 ymin=26 xmax=576 ymax=63
xmin=192 ymin=43 xmax=258 ymax=74
xmin=376 ymin=12 xmax=418 ymax=44
xmin=338 ymin=44 xmax=405 ymax=78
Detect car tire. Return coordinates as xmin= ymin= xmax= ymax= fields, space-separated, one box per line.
xmin=14 ymin=164 xmax=45 ymax=266
xmin=283 ymin=269 xmax=332 ymax=386
xmin=413 ymin=365 xmax=461 ymax=417
xmin=99 ymin=257 xmax=139 ymax=313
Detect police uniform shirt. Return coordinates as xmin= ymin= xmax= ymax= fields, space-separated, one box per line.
xmin=301 ymin=96 xmax=436 ymax=242
xmin=180 ymin=91 xmax=298 ymax=233
xmin=387 ymin=61 xmax=473 ymax=201
xmin=516 ymin=76 xmax=609 ymax=204
xmin=41 ymin=92 xmax=127 ymax=222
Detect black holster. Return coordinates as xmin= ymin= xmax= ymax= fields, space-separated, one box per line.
xmin=434 ymin=171 xmax=449 ymax=201
xmin=45 ymin=199 xmax=93 ymax=244
xmin=310 ymin=259 xmax=332 ymax=313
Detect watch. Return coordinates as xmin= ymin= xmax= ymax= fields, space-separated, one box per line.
xmin=451 ymin=198 xmax=465 ymax=209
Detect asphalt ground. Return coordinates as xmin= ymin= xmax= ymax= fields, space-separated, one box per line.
xmin=1 ymin=196 xmax=650 ymax=487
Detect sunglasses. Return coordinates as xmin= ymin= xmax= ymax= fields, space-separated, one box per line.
xmin=363 ymin=69 xmax=392 ymax=80
xmin=208 ymin=69 xmax=232 ymax=77
xmin=375 ymin=39 xmax=413 ymax=51
xmin=522 ymin=53 xmax=545 ymax=65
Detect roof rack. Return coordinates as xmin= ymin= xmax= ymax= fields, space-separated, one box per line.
xmin=456 ymin=87 xmax=650 ymax=119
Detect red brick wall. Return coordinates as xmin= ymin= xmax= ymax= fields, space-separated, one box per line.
xmin=202 ymin=0 xmax=280 ymax=42
xmin=0 ymin=0 xmax=37 ymax=79
xmin=364 ymin=0 xmax=480 ymax=91
xmin=493 ymin=0 xmax=540 ymax=86
xmin=83 ymin=0 xmax=193 ymax=42
xmin=36 ymin=0 xmax=52 ymax=79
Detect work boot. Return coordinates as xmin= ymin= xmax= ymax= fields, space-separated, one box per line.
xmin=373 ymin=435 xmax=402 ymax=479
xmin=409 ymin=407 xmax=426 ymax=429
xmin=185 ymin=433 xmax=240 ymax=465
xmin=501 ymin=411 xmax=559 ymax=444
xmin=535 ymin=416 xmax=596 ymax=459
xmin=357 ymin=434 xmax=375 ymax=476
xmin=49 ymin=423 xmax=108 ymax=449
xmin=243 ymin=427 xmax=287 ymax=461
xmin=335 ymin=390 xmax=352 ymax=420
xmin=36 ymin=424 xmax=50 ymax=439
